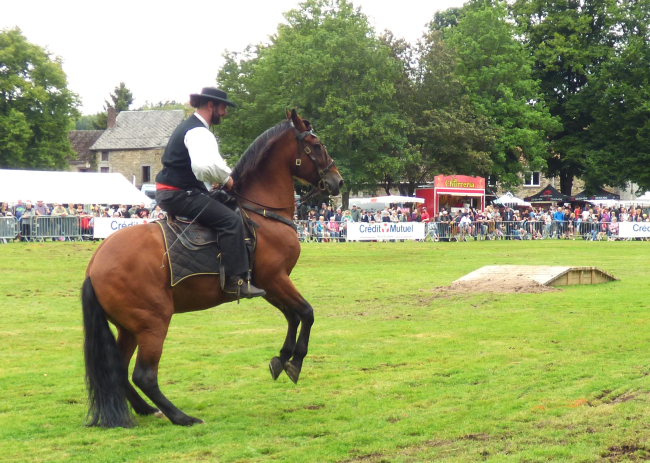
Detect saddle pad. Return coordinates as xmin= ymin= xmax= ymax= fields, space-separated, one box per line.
xmin=157 ymin=221 xmax=221 ymax=287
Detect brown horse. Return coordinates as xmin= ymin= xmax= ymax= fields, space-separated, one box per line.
xmin=81 ymin=109 xmax=343 ymax=427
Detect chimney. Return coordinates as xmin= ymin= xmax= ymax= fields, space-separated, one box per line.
xmin=107 ymin=107 xmax=117 ymax=129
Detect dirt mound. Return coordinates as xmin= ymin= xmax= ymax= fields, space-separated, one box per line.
xmin=433 ymin=277 xmax=560 ymax=294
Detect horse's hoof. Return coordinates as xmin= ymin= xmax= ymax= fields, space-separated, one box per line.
xmin=175 ymin=415 xmax=204 ymax=426
xmin=135 ymin=406 xmax=160 ymax=416
xmin=269 ymin=357 xmax=283 ymax=381
xmin=153 ymin=411 xmax=165 ymax=419
xmin=284 ymin=361 xmax=300 ymax=384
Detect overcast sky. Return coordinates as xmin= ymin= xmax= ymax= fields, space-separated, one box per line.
xmin=2 ymin=0 xmax=466 ymax=115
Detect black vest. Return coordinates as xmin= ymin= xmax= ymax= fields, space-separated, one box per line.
xmin=156 ymin=114 xmax=209 ymax=191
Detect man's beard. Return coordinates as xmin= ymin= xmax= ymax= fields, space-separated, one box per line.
xmin=210 ymin=108 xmax=222 ymax=125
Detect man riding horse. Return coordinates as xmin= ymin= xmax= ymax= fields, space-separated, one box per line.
xmin=155 ymin=87 xmax=265 ymax=299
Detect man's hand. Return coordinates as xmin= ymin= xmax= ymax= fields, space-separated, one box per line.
xmin=223 ymin=176 xmax=234 ymax=191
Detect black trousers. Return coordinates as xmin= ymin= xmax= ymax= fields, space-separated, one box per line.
xmin=156 ymin=188 xmax=248 ymax=278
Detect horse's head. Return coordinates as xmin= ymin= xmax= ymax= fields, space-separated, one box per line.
xmin=287 ymin=109 xmax=344 ymax=197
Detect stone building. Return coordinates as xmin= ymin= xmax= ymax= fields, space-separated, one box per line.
xmin=68 ymin=130 xmax=104 ymax=172
xmin=89 ymin=108 xmax=185 ymax=188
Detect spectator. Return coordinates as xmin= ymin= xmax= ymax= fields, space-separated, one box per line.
xmin=153 ymin=205 xmax=164 ymax=218
xmin=34 ymin=200 xmax=49 ymax=216
xmin=13 ymin=200 xmax=25 ymax=220
xmin=350 ymin=204 xmax=361 ymax=222
xmin=67 ymin=203 xmax=77 ymax=216
xmin=316 ymin=216 xmax=330 ymax=242
xmin=334 ymin=207 xmax=343 ymax=222
xmin=360 ymin=210 xmax=370 ymax=223
xmin=0 ymin=201 xmax=8 ymax=216
xmin=327 ymin=216 xmax=340 ymax=242
xmin=608 ymin=217 xmax=619 ymax=241
xmin=51 ymin=203 xmax=68 ymax=216
xmin=134 ymin=202 xmax=148 ymax=218
xmin=413 ymin=209 xmax=422 ymax=222
xmin=504 ymin=206 xmax=515 ymax=239
xmin=421 ymin=207 xmax=430 ymax=223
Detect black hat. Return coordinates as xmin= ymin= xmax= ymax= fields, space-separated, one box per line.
xmin=189 ymin=87 xmax=236 ymax=108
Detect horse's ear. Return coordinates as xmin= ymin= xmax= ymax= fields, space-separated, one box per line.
xmin=290 ymin=108 xmax=307 ymax=132
xmin=285 ymin=108 xmax=292 ymax=120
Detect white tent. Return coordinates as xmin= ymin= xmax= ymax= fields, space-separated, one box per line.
xmin=632 ymin=191 xmax=650 ymax=205
xmin=493 ymin=192 xmax=531 ymax=207
xmin=0 ymin=169 xmax=152 ymax=206
xmin=348 ymin=195 xmax=425 ymax=210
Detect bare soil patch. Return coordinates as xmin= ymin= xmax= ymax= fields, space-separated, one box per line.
xmin=432 ymin=278 xmax=560 ymax=295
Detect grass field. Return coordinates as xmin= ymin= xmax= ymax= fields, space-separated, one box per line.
xmin=1 ymin=240 xmax=650 ymax=462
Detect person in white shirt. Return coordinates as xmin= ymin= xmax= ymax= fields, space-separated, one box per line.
xmin=155 ymin=87 xmax=265 ymax=299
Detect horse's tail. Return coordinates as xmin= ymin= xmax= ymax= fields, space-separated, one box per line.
xmin=81 ymin=277 xmax=133 ymax=428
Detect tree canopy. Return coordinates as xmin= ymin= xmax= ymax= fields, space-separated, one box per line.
xmin=0 ymin=28 xmax=79 ymax=170
xmin=215 ymin=0 xmax=406 ymax=196
xmin=93 ymin=82 xmax=134 ymax=129
xmin=445 ymin=0 xmax=561 ymax=187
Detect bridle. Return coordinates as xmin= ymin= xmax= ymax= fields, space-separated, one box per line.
xmin=293 ymin=127 xmax=336 ymax=198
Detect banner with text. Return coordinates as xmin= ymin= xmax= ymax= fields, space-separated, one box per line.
xmin=93 ymin=217 xmax=151 ymax=239
xmin=347 ymin=222 xmax=425 ymax=241
xmin=619 ymin=222 xmax=650 ymax=238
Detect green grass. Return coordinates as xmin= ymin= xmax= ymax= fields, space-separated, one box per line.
xmin=1 ymin=240 xmax=650 ymax=462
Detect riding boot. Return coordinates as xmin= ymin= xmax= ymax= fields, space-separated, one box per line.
xmin=223 ymin=276 xmax=266 ymax=299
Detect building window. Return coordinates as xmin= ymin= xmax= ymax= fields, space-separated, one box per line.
xmin=142 ymin=166 xmax=151 ymax=183
xmin=101 ymin=151 xmax=109 ymax=162
xmin=524 ymin=171 xmax=540 ymax=187
xmin=100 ymin=167 xmax=109 ymax=173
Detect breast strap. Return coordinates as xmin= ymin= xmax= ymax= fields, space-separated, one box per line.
xmin=239 ymin=203 xmax=297 ymax=231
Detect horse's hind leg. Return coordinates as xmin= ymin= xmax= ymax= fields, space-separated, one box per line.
xmin=116 ymin=326 xmax=160 ymax=416
xmin=131 ymin=322 xmax=203 ymax=426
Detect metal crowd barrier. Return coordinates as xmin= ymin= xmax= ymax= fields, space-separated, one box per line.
xmin=18 ymin=216 xmax=83 ymax=241
xmin=0 ymin=217 xmax=17 ymax=243
xmin=291 ymin=218 xmax=646 ymax=242
xmin=432 ymin=219 xmax=636 ymax=241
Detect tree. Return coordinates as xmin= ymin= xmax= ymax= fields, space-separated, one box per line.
xmin=138 ymin=100 xmax=186 ymax=111
xmin=383 ymin=30 xmax=497 ymax=195
xmin=215 ymin=0 xmax=406 ymax=196
xmin=93 ymin=82 xmax=134 ymax=129
xmin=445 ymin=0 xmax=561 ymax=188
xmin=511 ymin=0 xmax=622 ymax=194
xmin=581 ymin=0 xmax=650 ymax=192
xmin=0 ymin=28 xmax=79 ymax=169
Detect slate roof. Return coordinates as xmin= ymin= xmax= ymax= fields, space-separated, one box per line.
xmin=68 ymin=130 xmax=105 ymax=164
xmin=90 ymin=110 xmax=185 ymax=151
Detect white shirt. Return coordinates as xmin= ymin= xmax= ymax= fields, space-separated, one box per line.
xmin=184 ymin=112 xmax=232 ymax=187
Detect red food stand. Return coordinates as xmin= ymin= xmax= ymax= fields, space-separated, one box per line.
xmin=416 ymin=175 xmax=486 ymax=216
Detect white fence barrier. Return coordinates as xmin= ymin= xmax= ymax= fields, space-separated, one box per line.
xmin=619 ymin=222 xmax=650 ymax=238
xmin=93 ymin=217 xmax=152 ymax=239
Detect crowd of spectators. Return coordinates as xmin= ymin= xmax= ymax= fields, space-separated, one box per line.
xmin=0 ymin=200 xmax=166 ymax=241
xmin=0 ymin=200 xmax=166 ymax=220
xmin=293 ymin=201 xmax=650 ymax=242
xmin=3 ymin=198 xmax=649 ymax=242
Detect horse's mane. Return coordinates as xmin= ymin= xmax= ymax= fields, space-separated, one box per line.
xmin=231 ymin=120 xmax=293 ymax=186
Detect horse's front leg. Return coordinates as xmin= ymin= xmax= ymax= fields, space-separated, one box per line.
xmin=264 ymin=279 xmax=313 ymax=384
xmin=284 ymin=298 xmax=313 ymax=384
xmin=265 ymin=297 xmax=300 ymax=381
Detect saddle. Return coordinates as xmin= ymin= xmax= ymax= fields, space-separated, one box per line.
xmin=156 ymin=192 xmax=258 ymax=287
